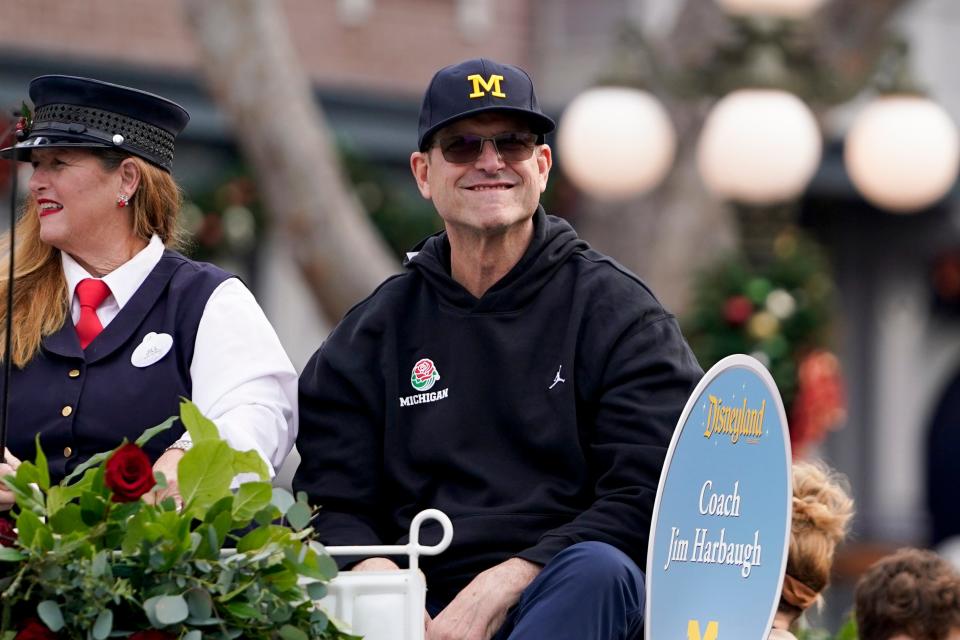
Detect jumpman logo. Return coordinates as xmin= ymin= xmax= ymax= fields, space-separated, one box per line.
xmin=549 ymin=365 xmax=566 ymax=390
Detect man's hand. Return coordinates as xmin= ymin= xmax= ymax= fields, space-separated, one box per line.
xmin=427 ymin=557 xmax=541 ymax=640
xmin=147 ymin=448 xmax=185 ymax=509
xmin=352 ymin=557 xmax=402 ymax=572
xmin=0 ymin=449 xmax=21 ymax=511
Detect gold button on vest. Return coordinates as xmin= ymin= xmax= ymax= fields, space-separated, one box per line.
xmin=61 ymin=406 xmax=73 ymax=417
xmin=68 ymin=369 xmax=80 ymax=378
xmin=63 ymin=447 xmax=73 ymax=458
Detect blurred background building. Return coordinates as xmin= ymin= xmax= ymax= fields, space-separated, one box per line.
xmin=2 ymin=0 xmax=960 ymax=626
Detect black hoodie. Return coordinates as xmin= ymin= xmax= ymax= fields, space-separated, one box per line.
xmin=295 ymin=207 xmax=703 ymax=604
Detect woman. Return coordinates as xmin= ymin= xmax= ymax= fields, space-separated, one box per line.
xmin=770 ymin=460 xmax=855 ymax=639
xmin=0 ymin=75 xmax=296 ymax=506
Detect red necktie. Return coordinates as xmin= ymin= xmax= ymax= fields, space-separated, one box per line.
xmin=75 ymin=278 xmax=111 ymax=349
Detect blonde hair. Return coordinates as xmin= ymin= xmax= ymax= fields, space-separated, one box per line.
xmin=0 ymin=150 xmax=184 ymax=367
xmin=779 ymin=460 xmax=855 ymax=617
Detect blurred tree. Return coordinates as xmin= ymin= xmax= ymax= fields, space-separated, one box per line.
xmin=181 ymin=0 xmax=397 ymax=323
xmin=182 ymin=0 xmax=910 ymax=321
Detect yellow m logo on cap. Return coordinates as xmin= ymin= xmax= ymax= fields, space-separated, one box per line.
xmin=687 ymin=620 xmax=719 ymax=640
xmin=467 ymin=74 xmax=506 ymax=99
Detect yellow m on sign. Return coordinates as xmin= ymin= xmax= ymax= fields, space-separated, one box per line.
xmin=687 ymin=620 xmax=719 ymax=640
xmin=467 ymin=74 xmax=506 ymax=99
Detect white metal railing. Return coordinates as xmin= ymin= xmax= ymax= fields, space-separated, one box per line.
xmin=320 ymin=509 xmax=454 ymax=640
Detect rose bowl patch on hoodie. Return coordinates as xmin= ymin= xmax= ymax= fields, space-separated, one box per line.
xmin=400 ymin=357 xmax=448 ymax=407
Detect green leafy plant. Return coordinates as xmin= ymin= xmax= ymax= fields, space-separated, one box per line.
xmin=0 ymin=400 xmax=358 ymax=640
xmin=795 ymin=615 xmax=858 ymax=640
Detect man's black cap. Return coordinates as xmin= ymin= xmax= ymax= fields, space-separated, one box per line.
xmin=417 ymin=58 xmax=555 ymax=151
xmin=1 ymin=75 xmax=190 ymax=172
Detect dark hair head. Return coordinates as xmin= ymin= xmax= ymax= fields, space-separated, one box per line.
xmin=855 ymin=548 xmax=960 ymax=640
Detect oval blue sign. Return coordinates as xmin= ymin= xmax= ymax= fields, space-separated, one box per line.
xmin=646 ymin=354 xmax=792 ymax=640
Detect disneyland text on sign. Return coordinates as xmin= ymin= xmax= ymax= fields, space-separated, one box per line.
xmin=662 ymin=394 xmax=767 ymax=579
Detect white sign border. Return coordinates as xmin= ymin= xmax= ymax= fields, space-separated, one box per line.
xmin=644 ymin=353 xmax=793 ymax=640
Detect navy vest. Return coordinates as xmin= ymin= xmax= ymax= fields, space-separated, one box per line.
xmin=4 ymin=250 xmax=232 ymax=483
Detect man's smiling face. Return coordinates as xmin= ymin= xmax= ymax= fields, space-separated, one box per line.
xmin=411 ymin=112 xmax=552 ymax=237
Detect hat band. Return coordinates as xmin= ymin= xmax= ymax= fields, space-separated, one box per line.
xmin=33 ymin=103 xmax=175 ymax=168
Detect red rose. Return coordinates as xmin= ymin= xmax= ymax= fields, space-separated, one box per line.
xmin=128 ymin=632 xmax=177 ymax=640
xmin=413 ymin=359 xmax=434 ymax=382
xmin=15 ymin=619 xmax=58 ymax=640
xmin=104 ymin=443 xmax=156 ymax=503
xmin=15 ymin=117 xmax=26 ymax=132
xmin=0 ymin=515 xmax=15 ymax=547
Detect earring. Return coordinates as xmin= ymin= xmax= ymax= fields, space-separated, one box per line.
xmin=117 ymin=193 xmax=130 ymax=208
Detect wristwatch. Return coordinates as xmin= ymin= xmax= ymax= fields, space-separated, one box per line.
xmin=165 ymin=438 xmax=194 ymax=453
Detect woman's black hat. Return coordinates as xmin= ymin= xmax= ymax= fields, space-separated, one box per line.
xmin=0 ymin=75 xmax=190 ymax=172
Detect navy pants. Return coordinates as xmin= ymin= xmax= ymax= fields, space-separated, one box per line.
xmin=427 ymin=542 xmax=645 ymax=639
xmin=492 ymin=541 xmax=645 ymax=640
xmin=422 ymin=541 xmax=637 ymax=639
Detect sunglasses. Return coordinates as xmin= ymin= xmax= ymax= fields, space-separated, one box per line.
xmin=434 ymin=132 xmax=539 ymax=164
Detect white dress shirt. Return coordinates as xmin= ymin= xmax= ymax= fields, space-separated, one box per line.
xmin=61 ymin=235 xmax=297 ymax=476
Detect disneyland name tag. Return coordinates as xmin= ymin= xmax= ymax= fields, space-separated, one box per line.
xmin=131 ymin=332 xmax=173 ymax=368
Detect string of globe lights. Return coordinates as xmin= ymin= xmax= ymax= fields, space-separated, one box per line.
xmin=556 ymin=0 xmax=959 ymax=214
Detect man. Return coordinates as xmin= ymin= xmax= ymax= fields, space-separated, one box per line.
xmin=295 ymin=58 xmax=702 ymax=640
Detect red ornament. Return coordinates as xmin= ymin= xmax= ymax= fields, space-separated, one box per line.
xmin=933 ymin=251 xmax=960 ymax=302
xmin=104 ymin=443 xmax=156 ymax=502
xmin=789 ymin=350 xmax=846 ymax=458
xmin=722 ymin=295 xmax=753 ymax=326
xmin=15 ymin=117 xmax=26 ymax=133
